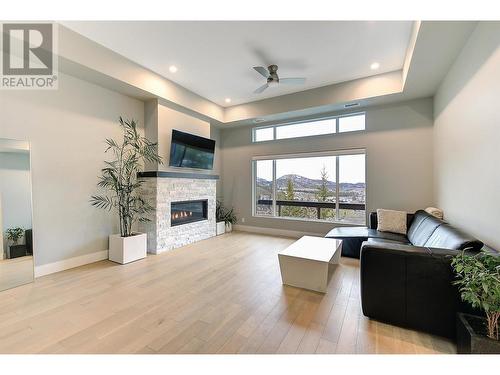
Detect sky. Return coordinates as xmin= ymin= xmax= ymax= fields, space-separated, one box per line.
xmin=256 ymin=154 xmax=365 ymax=183
xmin=255 ymin=114 xmax=365 ymax=142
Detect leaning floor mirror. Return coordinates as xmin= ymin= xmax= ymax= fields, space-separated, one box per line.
xmin=0 ymin=138 xmax=34 ymax=291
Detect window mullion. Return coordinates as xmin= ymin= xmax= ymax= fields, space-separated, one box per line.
xmin=272 ymin=159 xmax=277 ymax=217
xmin=252 ymin=161 xmax=255 ymax=216
xmin=335 ymin=156 xmax=340 ymax=220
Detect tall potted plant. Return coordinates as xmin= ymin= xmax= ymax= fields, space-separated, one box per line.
xmin=452 ymin=250 xmax=500 ymax=353
xmin=91 ymin=117 xmax=162 ymax=264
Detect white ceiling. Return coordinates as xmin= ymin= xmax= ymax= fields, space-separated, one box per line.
xmin=62 ymin=21 xmax=414 ymax=107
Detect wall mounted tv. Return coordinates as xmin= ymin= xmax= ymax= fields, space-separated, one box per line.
xmin=169 ymin=129 xmax=216 ymax=170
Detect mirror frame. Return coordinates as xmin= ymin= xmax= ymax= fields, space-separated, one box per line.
xmin=0 ymin=137 xmax=35 ymax=291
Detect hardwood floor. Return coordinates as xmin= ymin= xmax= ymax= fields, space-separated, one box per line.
xmin=0 ymin=232 xmax=456 ymax=354
xmin=0 ymin=256 xmax=34 ymax=292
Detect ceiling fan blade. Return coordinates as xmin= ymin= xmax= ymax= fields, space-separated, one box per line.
xmin=254 ymin=83 xmax=269 ymax=94
xmin=253 ymin=66 xmax=269 ymax=78
xmin=280 ymin=77 xmax=306 ymax=85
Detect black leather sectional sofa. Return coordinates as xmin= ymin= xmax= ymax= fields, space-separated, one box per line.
xmin=325 ymin=210 xmax=489 ymax=339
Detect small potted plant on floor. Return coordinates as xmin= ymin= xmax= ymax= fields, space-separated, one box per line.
xmin=451 ymin=250 xmax=500 ymax=353
xmin=216 ymin=200 xmax=226 ymax=235
xmin=91 ymin=117 xmax=162 ymax=264
xmin=222 ymin=206 xmax=237 ymax=233
xmin=6 ymin=227 xmax=26 ymax=258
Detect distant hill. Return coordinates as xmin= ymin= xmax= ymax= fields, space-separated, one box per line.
xmin=256 ymin=174 xmax=365 ymax=191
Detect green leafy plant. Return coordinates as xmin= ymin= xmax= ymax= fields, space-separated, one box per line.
xmin=216 ymin=200 xmax=237 ymax=225
xmin=452 ymin=250 xmax=500 ymax=340
xmin=222 ymin=207 xmax=237 ymax=225
xmin=6 ymin=227 xmax=24 ymax=245
xmin=90 ymin=117 xmax=162 ymax=237
xmin=216 ymin=200 xmax=225 ymax=222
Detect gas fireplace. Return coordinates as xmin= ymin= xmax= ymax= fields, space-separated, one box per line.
xmin=171 ymin=199 xmax=208 ymax=226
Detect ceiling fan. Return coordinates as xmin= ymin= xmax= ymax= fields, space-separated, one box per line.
xmin=253 ymin=64 xmax=306 ymax=94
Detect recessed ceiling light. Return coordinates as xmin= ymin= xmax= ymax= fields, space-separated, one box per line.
xmin=225 ymin=98 xmax=231 ymax=103
xmin=370 ymin=62 xmax=380 ymax=70
xmin=169 ymin=65 xmax=178 ymax=73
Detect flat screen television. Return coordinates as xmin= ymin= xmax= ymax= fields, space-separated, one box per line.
xmin=169 ymin=129 xmax=216 ymax=170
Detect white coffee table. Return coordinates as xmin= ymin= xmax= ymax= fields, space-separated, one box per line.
xmin=278 ymin=236 xmax=342 ymax=293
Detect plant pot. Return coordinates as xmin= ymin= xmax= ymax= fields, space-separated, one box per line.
xmin=216 ymin=221 xmax=226 ymax=236
xmin=9 ymin=244 xmax=27 ymax=259
xmin=225 ymin=222 xmax=233 ymax=233
xmin=109 ymin=232 xmax=147 ymax=264
xmin=457 ymin=313 xmax=500 ymax=354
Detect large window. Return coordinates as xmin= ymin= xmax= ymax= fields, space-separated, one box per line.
xmin=253 ymin=150 xmax=366 ymax=225
xmin=253 ymin=113 xmax=365 ymax=142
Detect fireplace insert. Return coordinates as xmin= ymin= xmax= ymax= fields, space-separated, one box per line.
xmin=171 ymin=199 xmax=208 ymax=226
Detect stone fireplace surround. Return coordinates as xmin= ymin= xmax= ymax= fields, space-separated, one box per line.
xmin=138 ymin=171 xmax=218 ymax=254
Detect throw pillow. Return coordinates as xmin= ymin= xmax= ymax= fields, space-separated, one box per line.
xmin=425 ymin=207 xmax=444 ymax=220
xmin=377 ymin=209 xmax=407 ymax=235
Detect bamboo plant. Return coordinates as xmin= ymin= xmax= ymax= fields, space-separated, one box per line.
xmin=90 ymin=117 xmax=162 ymax=237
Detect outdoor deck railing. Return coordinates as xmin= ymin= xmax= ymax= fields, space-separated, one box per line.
xmin=256 ymin=199 xmax=365 ymax=219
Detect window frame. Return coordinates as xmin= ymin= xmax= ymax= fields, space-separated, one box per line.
xmin=251 ymin=149 xmax=367 ymax=225
xmin=252 ymin=112 xmax=366 ymax=143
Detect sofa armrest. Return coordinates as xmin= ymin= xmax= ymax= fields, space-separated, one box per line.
xmin=361 ymin=241 xmax=461 ymax=258
xmin=360 ymin=241 xmax=460 ymax=339
xmin=360 ymin=242 xmax=411 ymax=327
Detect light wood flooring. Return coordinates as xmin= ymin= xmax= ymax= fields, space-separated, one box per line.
xmin=0 ymin=232 xmax=455 ymax=354
xmin=0 ymin=255 xmax=34 ymax=292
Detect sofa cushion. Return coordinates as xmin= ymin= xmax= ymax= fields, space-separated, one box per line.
xmin=424 ymin=223 xmax=484 ymax=251
xmin=376 ymin=209 xmax=407 ymax=235
xmin=325 ymin=226 xmax=369 ymax=239
xmin=407 ymin=210 xmax=443 ymax=246
xmin=367 ymin=237 xmax=411 ymax=246
xmin=325 ymin=227 xmax=408 ymax=244
xmin=366 ymin=229 xmax=409 ymax=243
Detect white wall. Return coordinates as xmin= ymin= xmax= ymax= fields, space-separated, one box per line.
xmin=143 ymin=100 xmax=215 ymax=174
xmin=434 ymin=22 xmax=500 ymax=250
xmin=0 ymin=152 xmax=32 ymax=255
xmin=157 ymin=104 xmax=211 ymax=172
xmin=220 ymin=97 xmax=434 ymax=235
xmin=0 ymin=72 xmax=144 ymax=266
xmin=210 ymin=125 xmax=223 ymax=197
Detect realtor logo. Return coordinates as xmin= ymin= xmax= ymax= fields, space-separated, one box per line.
xmin=1 ymin=22 xmax=58 ymax=89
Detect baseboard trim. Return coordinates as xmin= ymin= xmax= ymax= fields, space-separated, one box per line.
xmin=233 ymin=224 xmax=322 ymax=239
xmin=34 ymin=250 xmax=109 ymax=278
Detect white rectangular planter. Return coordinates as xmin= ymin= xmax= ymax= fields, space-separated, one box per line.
xmin=216 ymin=221 xmax=226 ymax=236
xmin=109 ymin=233 xmax=147 ymax=264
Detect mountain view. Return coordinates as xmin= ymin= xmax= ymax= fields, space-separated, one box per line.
xmin=255 ymin=174 xmax=366 ymax=224
xmin=257 ymin=174 xmax=365 ymax=192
